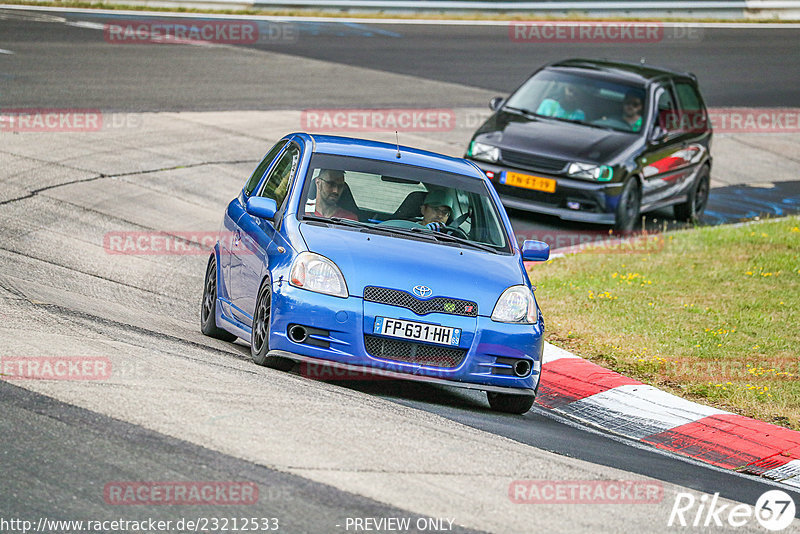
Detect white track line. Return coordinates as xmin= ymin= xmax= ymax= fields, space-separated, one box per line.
xmin=3 ymin=4 xmax=800 ymax=27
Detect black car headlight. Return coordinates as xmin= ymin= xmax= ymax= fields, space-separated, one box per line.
xmin=567 ymin=162 xmax=613 ymax=182
xmin=468 ymin=141 xmax=500 ymax=163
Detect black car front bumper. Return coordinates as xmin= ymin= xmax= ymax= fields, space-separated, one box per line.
xmin=471 ymin=161 xmax=624 ymax=225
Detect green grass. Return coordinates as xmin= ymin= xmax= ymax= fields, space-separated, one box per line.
xmin=529 ymin=216 xmax=800 ymax=430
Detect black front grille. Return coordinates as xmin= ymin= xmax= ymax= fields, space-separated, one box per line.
xmin=363 ymin=286 xmax=477 ymax=317
xmin=492 ymin=356 xmax=518 ymax=376
xmin=364 ymin=335 xmax=466 ymax=368
xmin=501 ymin=150 xmax=567 ymax=173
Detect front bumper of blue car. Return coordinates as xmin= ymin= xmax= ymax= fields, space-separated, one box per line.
xmin=268 ymin=283 xmax=543 ymax=395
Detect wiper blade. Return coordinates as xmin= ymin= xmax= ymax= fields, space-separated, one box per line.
xmin=503 ymin=106 xmax=539 ymax=118
xmin=546 ymin=116 xmax=584 ymax=126
xmin=370 ymin=224 xmax=438 ymax=242
xmin=584 ymin=122 xmax=617 ymax=132
xmin=304 ymin=215 xmax=440 ymax=242
xmin=408 ymin=227 xmax=500 ymax=254
xmin=302 ymin=215 xmax=370 ymax=229
xmin=303 ymin=215 xmax=497 ymax=252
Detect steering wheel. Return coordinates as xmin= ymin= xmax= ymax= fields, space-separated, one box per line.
xmin=443 ymin=225 xmax=468 ymax=239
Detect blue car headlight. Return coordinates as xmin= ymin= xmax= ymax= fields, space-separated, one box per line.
xmin=491 ymin=285 xmax=538 ymax=324
xmin=289 ymin=252 xmax=348 ymax=298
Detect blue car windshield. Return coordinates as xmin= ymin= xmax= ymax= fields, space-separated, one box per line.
xmin=299 ymin=154 xmax=511 ymax=253
xmin=505 ymin=69 xmax=648 ymax=133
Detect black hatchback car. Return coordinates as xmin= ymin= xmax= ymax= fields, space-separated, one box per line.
xmin=465 ymin=59 xmax=712 ymax=231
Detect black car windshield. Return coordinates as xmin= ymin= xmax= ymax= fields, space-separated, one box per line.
xmin=298 ymin=153 xmax=511 ymax=253
xmin=505 ymin=69 xmax=648 ymax=134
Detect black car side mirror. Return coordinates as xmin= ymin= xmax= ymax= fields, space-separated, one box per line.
xmin=489 ymin=96 xmax=505 ymax=112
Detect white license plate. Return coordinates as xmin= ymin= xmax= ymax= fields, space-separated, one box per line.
xmin=373 ymin=317 xmax=461 ymax=346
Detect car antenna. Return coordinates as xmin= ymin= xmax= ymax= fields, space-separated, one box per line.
xmin=395 ymin=131 xmax=401 ymax=159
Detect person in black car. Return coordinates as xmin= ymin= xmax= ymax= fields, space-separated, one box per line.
xmin=536 ymin=84 xmax=586 ymax=121
xmin=621 ymin=90 xmax=645 ymax=132
xmin=466 ymin=58 xmax=713 ymax=231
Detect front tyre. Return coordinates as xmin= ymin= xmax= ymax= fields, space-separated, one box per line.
xmin=487 ymin=392 xmax=535 ymax=414
xmin=200 ymin=255 xmax=237 ymax=342
xmin=614 ymin=178 xmax=641 ymax=233
xmin=674 ymin=166 xmax=710 ymax=222
xmin=251 ymin=277 xmax=294 ymax=371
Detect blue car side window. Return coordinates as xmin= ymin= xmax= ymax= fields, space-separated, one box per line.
xmin=257 ymin=144 xmax=300 ymax=211
xmin=244 ymin=140 xmax=287 ymax=197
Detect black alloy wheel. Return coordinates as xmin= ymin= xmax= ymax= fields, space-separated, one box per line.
xmin=200 ymin=255 xmax=237 ymax=341
xmin=251 ymin=277 xmax=294 ymax=371
xmin=674 ymin=166 xmax=711 ymax=222
xmin=614 ymin=178 xmax=641 ymax=233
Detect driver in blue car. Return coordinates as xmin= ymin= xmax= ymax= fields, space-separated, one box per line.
xmin=420 ymin=189 xmax=453 ymax=231
xmin=309 ymin=169 xmax=358 ymax=221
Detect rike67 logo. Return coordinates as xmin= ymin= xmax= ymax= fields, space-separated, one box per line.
xmin=668 ymin=489 xmax=796 ymax=531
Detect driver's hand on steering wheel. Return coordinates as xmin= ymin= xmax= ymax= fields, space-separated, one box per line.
xmin=425 ymin=221 xmax=446 ymax=232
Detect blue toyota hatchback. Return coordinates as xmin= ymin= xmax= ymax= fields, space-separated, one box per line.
xmin=201 ymin=133 xmax=550 ymax=413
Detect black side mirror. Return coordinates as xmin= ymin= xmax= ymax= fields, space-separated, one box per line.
xmin=489 ymin=96 xmax=505 ymax=112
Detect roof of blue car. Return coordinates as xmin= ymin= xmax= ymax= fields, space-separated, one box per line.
xmin=301 ymin=133 xmax=482 ymax=177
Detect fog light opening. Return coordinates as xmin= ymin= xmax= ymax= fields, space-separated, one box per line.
xmin=513 ymin=359 xmax=532 ymax=378
xmin=288 ymin=325 xmax=308 ymax=344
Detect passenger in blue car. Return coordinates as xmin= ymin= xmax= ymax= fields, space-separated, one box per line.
xmin=420 ymin=189 xmax=453 ymax=231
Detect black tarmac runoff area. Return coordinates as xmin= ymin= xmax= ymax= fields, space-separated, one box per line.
xmin=0 ymin=10 xmax=798 ymax=110
xmin=0 ymin=381 xmax=482 ymax=533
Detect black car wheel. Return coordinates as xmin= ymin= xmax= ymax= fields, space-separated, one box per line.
xmin=200 ymin=255 xmax=237 ymax=342
xmin=614 ymin=178 xmax=641 ymax=233
xmin=251 ymin=277 xmax=294 ymax=370
xmin=674 ymin=166 xmax=710 ymax=222
xmin=486 ymin=391 xmax=535 ymax=414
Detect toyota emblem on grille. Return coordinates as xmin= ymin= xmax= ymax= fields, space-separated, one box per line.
xmin=413 ymin=285 xmax=432 ymax=298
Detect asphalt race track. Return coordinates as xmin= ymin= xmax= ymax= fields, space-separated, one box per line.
xmin=2 ymin=10 xmax=800 ymax=109
xmin=1 ymin=8 xmax=799 ymax=533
